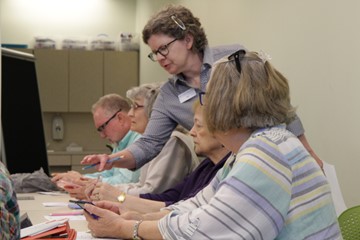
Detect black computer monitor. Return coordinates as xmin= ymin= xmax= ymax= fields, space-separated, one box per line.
xmin=1 ymin=47 xmax=50 ymax=176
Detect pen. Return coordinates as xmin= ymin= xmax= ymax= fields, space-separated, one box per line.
xmin=82 ymin=156 xmax=121 ymax=170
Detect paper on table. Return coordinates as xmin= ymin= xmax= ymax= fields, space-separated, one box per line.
xmin=42 ymin=202 xmax=69 ymax=207
xmin=49 ymin=210 xmax=83 ymax=216
xmin=76 ymin=232 xmax=119 ymax=239
xmin=38 ymin=191 xmax=67 ymax=196
xmin=45 ymin=215 xmax=86 ymax=221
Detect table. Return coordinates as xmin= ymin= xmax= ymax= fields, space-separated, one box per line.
xmin=17 ymin=192 xmax=88 ymax=232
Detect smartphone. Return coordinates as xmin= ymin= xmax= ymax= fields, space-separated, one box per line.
xmin=69 ymin=200 xmax=99 ymax=219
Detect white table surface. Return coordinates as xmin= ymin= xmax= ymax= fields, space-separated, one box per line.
xmin=17 ymin=192 xmax=89 ymax=232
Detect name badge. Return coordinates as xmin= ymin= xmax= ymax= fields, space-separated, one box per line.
xmin=178 ymin=88 xmax=197 ymax=103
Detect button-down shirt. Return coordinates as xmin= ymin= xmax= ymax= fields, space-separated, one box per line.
xmin=85 ymin=130 xmax=141 ymax=184
xmin=128 ymin=45 xmax=305 ymax=169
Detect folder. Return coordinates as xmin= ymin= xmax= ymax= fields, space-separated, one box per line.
xmin=21 ymin=219 xmax=76 ymax=240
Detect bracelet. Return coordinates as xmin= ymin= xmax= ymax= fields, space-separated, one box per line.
xmin=133 ymin=219 xmax=143 ymax=240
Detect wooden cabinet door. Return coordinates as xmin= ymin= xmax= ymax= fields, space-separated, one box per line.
xmin=104 ymin=51 xmax=139 ymax=98
xmin=48 ymin=155 xmax=71 ymax=174
xmin=69 ymin=51 xmax=103 ymax=112
xmin=35 ymin=49 xmax=69 ymax=112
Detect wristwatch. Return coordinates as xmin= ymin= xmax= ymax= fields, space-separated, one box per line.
xmin=117 ymin=192 xmax=126 ymax=203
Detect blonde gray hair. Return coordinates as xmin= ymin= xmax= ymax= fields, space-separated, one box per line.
xmin=205 ymin=51 xmax=296 ymax=133
xmin=126 ymin=82 xmax=162 ymax=118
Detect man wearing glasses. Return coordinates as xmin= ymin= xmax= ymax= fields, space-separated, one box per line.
xmin=52 ymin=94 xmax=141 ymax=199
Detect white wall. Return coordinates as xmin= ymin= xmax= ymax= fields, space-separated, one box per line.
xmin=2 ymin=0 xmax=359 ymax=208
xmin=0 ymin=0 xmax=136 ymax=47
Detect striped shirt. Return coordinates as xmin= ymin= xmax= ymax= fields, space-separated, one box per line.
xmin=0 ymin=161 xmax=20 ymax=240
xmin=159 ymin=125 xmax=341 ymax=240
xmin=128 ymin=45 xmax=305 ymax=169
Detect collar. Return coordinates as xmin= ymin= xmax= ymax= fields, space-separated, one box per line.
xmin=171 ymin=46 xmax=213 ymax=87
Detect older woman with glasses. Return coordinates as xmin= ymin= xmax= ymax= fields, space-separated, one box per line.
xmin=83 ymin=50 xmax=340 ymax=239
xmin=82 ymin=4 xmax=323 ymax=184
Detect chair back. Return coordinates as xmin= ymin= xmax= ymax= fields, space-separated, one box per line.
xmin=338 ymin=205 xmax=360 ymax=239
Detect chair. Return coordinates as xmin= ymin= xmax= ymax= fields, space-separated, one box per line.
xmin=338 ymin=205 xmax=360 ymax=240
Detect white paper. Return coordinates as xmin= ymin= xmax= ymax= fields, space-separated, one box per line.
xmin=323 ymin=161 xmax=347 ymax=216
xmin=44 ymin=215 xmax=85 ymax=221
xmin=38 ymin=191 xmax=67 ymax=196
xmin=76 ymin=231 xmax=119 ymax=239
xmin=42 ymin=202 xmax=69 ymax=207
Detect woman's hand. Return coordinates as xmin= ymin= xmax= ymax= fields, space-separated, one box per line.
xmin=81 ymin=154 xmax=112 ymax=171
xmin=88 ymin=182 xmax=121 ymax=202
xmin=82 ymin=151 xmax=137 ymax=170
xmin=64 ymin=177 xmax=96 ymax=200
xmin=120 ymin=210 xmax=144 ymax=221
xmin=84 ymin=201 xmax=132 ymax=239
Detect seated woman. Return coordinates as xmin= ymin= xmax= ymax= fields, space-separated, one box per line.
xmin=86 ymin=83 xmax=199 ymax=200
xmin=87 ymin=100 xmax=230 ymax=214
xmin=83 ymin=50 xmax=340 ymax=239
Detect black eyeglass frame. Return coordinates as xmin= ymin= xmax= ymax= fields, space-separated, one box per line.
xmin=228 ymin=49 xmax=246 ymax=74
xmin=148 ymin=38 xmax=178 ymax=62
xmin=97 ymin=109 xmax=122 ymax=132
xmin=199 ymin=91 xmax=206 ymax=106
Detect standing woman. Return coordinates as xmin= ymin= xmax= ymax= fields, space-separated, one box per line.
xmin=82 ymin=4 xmax=322 ymax=175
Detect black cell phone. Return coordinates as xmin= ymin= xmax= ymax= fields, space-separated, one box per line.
xmin=69 ymin=200 xmax=99 ymax=219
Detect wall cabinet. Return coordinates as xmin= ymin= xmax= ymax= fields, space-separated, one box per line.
xmin=48 ymin=154 xmax=71 ymax=174
xmin=34 ymin=49 xmax=139 ymax=112
xmin=69 ymin=51 xmax=103 ymax=112
xmin=103 ymin=51 xmax=139 ymax=96
xmin=48 ymin=153 xmax=97 ymax=174
xmin=35 ymin=49 xmax=69 ymax=112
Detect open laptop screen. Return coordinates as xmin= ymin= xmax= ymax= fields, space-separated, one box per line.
xmin=1 ymin=47 xmax=50 ymax=176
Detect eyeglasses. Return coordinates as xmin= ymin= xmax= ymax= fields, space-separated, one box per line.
xmin=130 ymin=103 xmax=144 ymax=110
xmin=97 ymin=109 xmax=121 ymax=132
xmin=228 ymin=49 xmax=246 ymax=74
xmin=148 ymin=38 xmax=177 ymax=62
xmin=199 ymin=91 xmax=206 ymax=106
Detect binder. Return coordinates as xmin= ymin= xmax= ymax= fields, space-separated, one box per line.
xmin=21 ymin=219 xmax=76 ymax=240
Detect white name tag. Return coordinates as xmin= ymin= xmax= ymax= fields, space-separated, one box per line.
xmin=178 ymin=88 xmax=197 ymax=103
